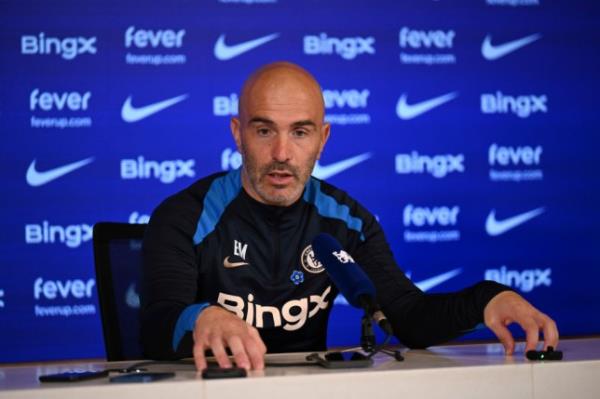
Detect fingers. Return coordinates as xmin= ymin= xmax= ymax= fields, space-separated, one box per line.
xmin=228 ymin=335 xmax=251 ymax=370
xmin=517 ymin=310 xmax=559 ymax=352
xmin=193 ymin=341 xmax=207 ymax=371
xmin=522 ymin=319 xmax=540 ymax=352
xmin=227 ymin=328 xmax=266 ymax=371
xmin=193 ymin=307 xmax=266 ymax=371
xmin=210 ymin=336 xmax=233 ymax=368
xmin=490 ymin=312 xmax=559 ymax=355
xmin=245 ymin=328 xmax=267 ymax=370
xmin=249 ymin=326 xmax=267 ymax=354
xmin=488 ymin=320 xmax=515 ymax=355
xmin=484 ymin=291 xmax=560 ymax=356
xmin=540 ymin=314 xmax=559 ymax=350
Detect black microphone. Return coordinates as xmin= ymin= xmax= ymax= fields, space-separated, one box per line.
xmin=311 ymin=233 xmax=393 ymax=335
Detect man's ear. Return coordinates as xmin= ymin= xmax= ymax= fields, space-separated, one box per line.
xmin=317 ymin=122 xmax=331 ymax=160
xmin=230 ymin=117 xmax=242 ymax=151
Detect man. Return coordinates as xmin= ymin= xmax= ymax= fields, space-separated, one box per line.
xmin=141 ymin=62 xmax=558 ymax=371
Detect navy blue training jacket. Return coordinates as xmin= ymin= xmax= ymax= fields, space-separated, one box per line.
xmin=141 ymin=169 xmax=508 ymax=359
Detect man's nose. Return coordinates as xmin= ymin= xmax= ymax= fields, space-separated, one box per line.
xmin=271 ymin=133 xmax=292 ymax=163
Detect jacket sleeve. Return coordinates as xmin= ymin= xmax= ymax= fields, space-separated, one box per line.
xmin=140 ymin=196 xmax=199 ymax=359
xmin=352 ymin=210 xmax=510 ymax=348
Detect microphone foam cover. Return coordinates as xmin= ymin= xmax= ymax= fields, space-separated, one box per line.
xmin=311 ymin=233 xmax=376 ymax=308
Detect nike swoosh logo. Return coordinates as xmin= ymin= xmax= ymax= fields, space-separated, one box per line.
xmin=413 ymin=268 xmax=462 ymax=292
xmin=312 ymin=153 xmax=372 ymax=180
xmin=486 ymin=207 xmax=545 ymax=236
xmin=334 ymin=267 xmax=462 ymax=305
xmin=121 ymin=94 xmax=188 ymax=123
xmin=396 ymin=92 xmax=458 ymax=120
xmin=26 ymin=157 xmax=94 ymax=187
xmin=481 ymin=33 xmax=542 ymax=61
xmin=125 ymin=283 xmax=140 ymax=309
xmin=223 ymin=256 xmax=250 ymax=269
xmin=214 ymin=33 xmax=279 ymax=61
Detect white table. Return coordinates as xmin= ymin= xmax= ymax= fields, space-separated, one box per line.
xmin=1 ymin=338 xmax=599 ymax=399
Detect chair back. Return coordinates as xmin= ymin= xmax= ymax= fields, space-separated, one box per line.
xmin=93 ymin=222 xmax=147 ymax=361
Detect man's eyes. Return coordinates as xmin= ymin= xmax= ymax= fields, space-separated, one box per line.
xmin=255 ymin=128 xmax=310 ymax=137
xmin=292 ymin=129 xmax=310 ymax=137
xmin=256 ymin=127 xmax=272 ymax=136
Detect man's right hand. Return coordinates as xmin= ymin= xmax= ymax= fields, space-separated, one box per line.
xmin=193 ymin=305 xmax=267 ymax=371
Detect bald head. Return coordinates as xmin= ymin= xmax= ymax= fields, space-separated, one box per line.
xmin=238 ymin=62 xmax=325 ymax=123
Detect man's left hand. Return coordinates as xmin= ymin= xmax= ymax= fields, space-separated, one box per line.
xmin=484 ymin=290 xmax=559 ymax=355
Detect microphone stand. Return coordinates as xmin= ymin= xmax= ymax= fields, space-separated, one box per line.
xmin=360 ymin=314 xmax=376 ymax=352
xmin=360 ymin=313 xmax=404 ymax=361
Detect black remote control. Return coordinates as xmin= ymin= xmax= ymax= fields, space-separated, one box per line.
xmin=526 ymin=346 xmax=563 ymax=361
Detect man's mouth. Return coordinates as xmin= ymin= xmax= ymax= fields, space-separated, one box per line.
xmin=265 ymin=170 xmax=295 ymax=185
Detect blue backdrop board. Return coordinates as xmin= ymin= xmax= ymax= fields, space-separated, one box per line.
xmin=1 ymin=0 xmax=599 ymax=362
